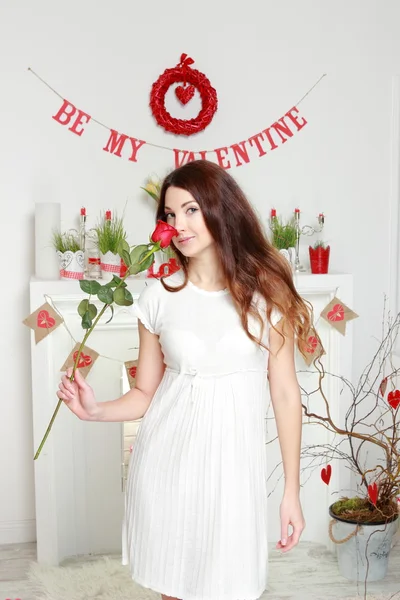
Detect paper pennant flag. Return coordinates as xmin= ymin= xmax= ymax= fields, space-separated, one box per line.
xmin=125 ymin=360 xmax=138 ymax=389
xmin=60 ymin=342 xmax=99 ymax=378
xmin=303 ymin=327 xmax=325 ymax=366
xmin=23 ymin=301 xmax=63 ymax=344
xmin=320 ymin=297 xmax=358 ymax=336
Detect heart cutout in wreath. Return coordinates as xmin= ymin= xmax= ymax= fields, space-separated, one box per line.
xmin=175 ymin=85 xmax=195 ymax=105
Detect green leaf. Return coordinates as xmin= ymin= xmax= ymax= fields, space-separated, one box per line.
xmin=130 ymin=244 xmax=149 ymax=265
xmin=79 ymin=280 xmax=101 ymax=295
xmin=130 ymin=252 xmax=154 ymax=275
xmin=81 ymin=311 xmax=93 ymax=329
xmin=123 ymin=289 xmax=133 ymax=306
xmin=104 ymin=277 xmax=127 ymax=289
xmin=113 ymin=287 xmax=134 ymax=306
xmin=97 ymin=285 xmax=114 ymax=304
xmin=78 ymin=299 xmax=89 ymax=317
xmin=105 ymin=304 xmax=114 ymax=324
xmin=113 ymin=287 xmax=126 ymax=306
xmin=117 ymin=239 xmax=130 ymax=257
xmin=104 ymin=279 xmax=117 ymax=288
xmin=112 ymin=275 xmax=126 ymax=286
xmin=121 ymin=249 xmax=131 ymax=268
xmin=88 ymin=303 xmax=98 ymax=319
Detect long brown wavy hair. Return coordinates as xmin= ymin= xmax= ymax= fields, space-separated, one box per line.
xmin=156 ymin=160 xmax=313 ymax=356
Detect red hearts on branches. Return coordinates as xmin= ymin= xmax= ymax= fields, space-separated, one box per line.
xmin=37 ymin=310 xmax=56 ymax=329
xmin=73 ymin=351 xmax=92 ymax=368
xmin=321 ymin=464 xmax=332 ymax=485
xmin=388 ymin=389 xmax=400 ymax=410
xmin=175 ymin=85 xmax=195 ymax=105
xmin=368 ymin=482 xmax=378 ymax=505
xmin=327 ymin=304 xmax=345 ymax=322
xmin=150 ymin=53 xmax=218 ymax=136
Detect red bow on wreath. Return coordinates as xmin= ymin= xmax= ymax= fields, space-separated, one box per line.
xmin=178 ymin=53 xmax=194 ymax=68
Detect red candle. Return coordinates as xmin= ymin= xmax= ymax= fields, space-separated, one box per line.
xmin=80 ymin=207 xmax=86 ymax=216
xmin=105 ymin=210 xmax=112 ymax=220
xmin=270 ymin=208 xmax=277 ymax=218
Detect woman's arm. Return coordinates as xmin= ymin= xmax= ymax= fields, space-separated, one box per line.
xmin=268 ymin=318 xmax=305 ymax=552
xmin=95 ymin=321 xmax=166 ymax=422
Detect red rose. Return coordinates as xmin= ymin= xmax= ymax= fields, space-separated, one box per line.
xmin=151 ymin=220 xmax=178 ymax=248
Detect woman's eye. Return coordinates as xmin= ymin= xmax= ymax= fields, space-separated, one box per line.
xmin=165 ymin=213 xmax=174 ymax=220
xmin=187 ymin=207 xmax=198 ymax=214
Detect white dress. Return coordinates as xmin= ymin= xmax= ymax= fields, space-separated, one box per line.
xmin=122 ymin=270 xmax=281 ymax=600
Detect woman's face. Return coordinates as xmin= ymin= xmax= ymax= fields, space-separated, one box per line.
xmin=164 ymin=186 xmax=215 ymax=258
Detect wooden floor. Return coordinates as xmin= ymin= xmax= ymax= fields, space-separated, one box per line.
xmin=0 ymin=541 xmax=399 ymax=600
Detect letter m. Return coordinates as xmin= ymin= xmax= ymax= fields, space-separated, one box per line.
xmin=103 ymin=129 xmax=128 ymax=157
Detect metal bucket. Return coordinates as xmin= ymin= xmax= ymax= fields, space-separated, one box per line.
xmin=329 ymin=504 xmax=398 ymax=582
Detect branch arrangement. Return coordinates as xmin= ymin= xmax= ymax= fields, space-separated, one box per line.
xmin=298 ymin=304 xmax=400 ymax=521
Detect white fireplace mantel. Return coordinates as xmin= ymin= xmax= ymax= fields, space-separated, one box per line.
xmin=29 ymin=271 xmax=354 ymax=565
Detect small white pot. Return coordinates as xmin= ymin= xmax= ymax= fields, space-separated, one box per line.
xmin=100 ymin=251 xmax=121 ymax=282
xmin=57 ymin=250 xmax=85 ymax=280
xmin=279 ymin=247 xmax=296 ymax=270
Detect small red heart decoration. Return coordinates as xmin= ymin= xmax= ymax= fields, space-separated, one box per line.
xmin=368 ymin=482 xmax=378 ymax=505
xmin=129 ymin=366 xmax=137 ymax=379
xmin=388 ymin=389 xmax=400 ymax=410
xmin=306 ymin=335 xmax=318 ymax=354
xmin=327 ymin=304 xmax=345 ymax=322
xmin=37 ymin=310 xmax=56 ymax=329
xmin=73 ymin=351 xmax=92 ymax=369
xmin=321 ymin=464 xmax=332 ymax=485
xmin=175 ymin=85 xmax=195 ymax=105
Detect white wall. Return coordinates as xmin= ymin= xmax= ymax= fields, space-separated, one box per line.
xmin=1 ymin=0 xmax=399 ymax=544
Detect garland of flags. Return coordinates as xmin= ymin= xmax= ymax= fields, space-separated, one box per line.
xmin=28 ymin=68 xmax=326 ymax=170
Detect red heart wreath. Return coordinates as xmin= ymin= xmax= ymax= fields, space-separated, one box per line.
xmin=150 ymin=54 xmax=218 ymax=136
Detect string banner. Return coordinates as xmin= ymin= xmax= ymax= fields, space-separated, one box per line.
xmin=320 ymin=297 xmax=359 ymax=336
xmin=29 ymin=69 xmax=326 ymax=170
xmin=60 ymin=342 xmax=99 ymax=378
xmin=23 ymin=301 xmax=63 ymax=344
xmin=124 ymin=360 xmax=138 ymax=389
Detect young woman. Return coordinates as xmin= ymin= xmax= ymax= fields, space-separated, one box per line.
xmin=58 ymin=160 xmax=312 ymax=600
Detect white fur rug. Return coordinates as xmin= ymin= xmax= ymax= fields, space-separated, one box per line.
xmin=28 ymin=557 xmax=158 ymax=600
xmin=27 ymin=556 xmax=399 ymax=600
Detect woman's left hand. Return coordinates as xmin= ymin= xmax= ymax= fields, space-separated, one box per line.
xmin=276 ymin=493 xmax=305 ymax=553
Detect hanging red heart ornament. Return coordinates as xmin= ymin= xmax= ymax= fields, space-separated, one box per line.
xmin=175 ymin=85 xmax=195 ymax=105
xmin=321 ymin=464 xmax=332 ymax=485
xmin=150 ymin=53 xmax=218 ymax=136
xmin=368 ymin=482 xmax=378 ymax=505
xmin=387 ymin=389 xmax=400 ymax=410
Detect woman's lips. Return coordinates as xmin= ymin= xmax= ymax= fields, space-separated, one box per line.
xmin=178 ymin=236 xmax=195 ymax=245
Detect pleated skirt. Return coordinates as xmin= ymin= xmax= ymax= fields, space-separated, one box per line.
xmin=122 ymin=368 xmax=269 ymax=600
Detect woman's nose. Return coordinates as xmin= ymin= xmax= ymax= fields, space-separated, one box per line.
xmin=174 ymin=213 xmax=186 ymax=231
